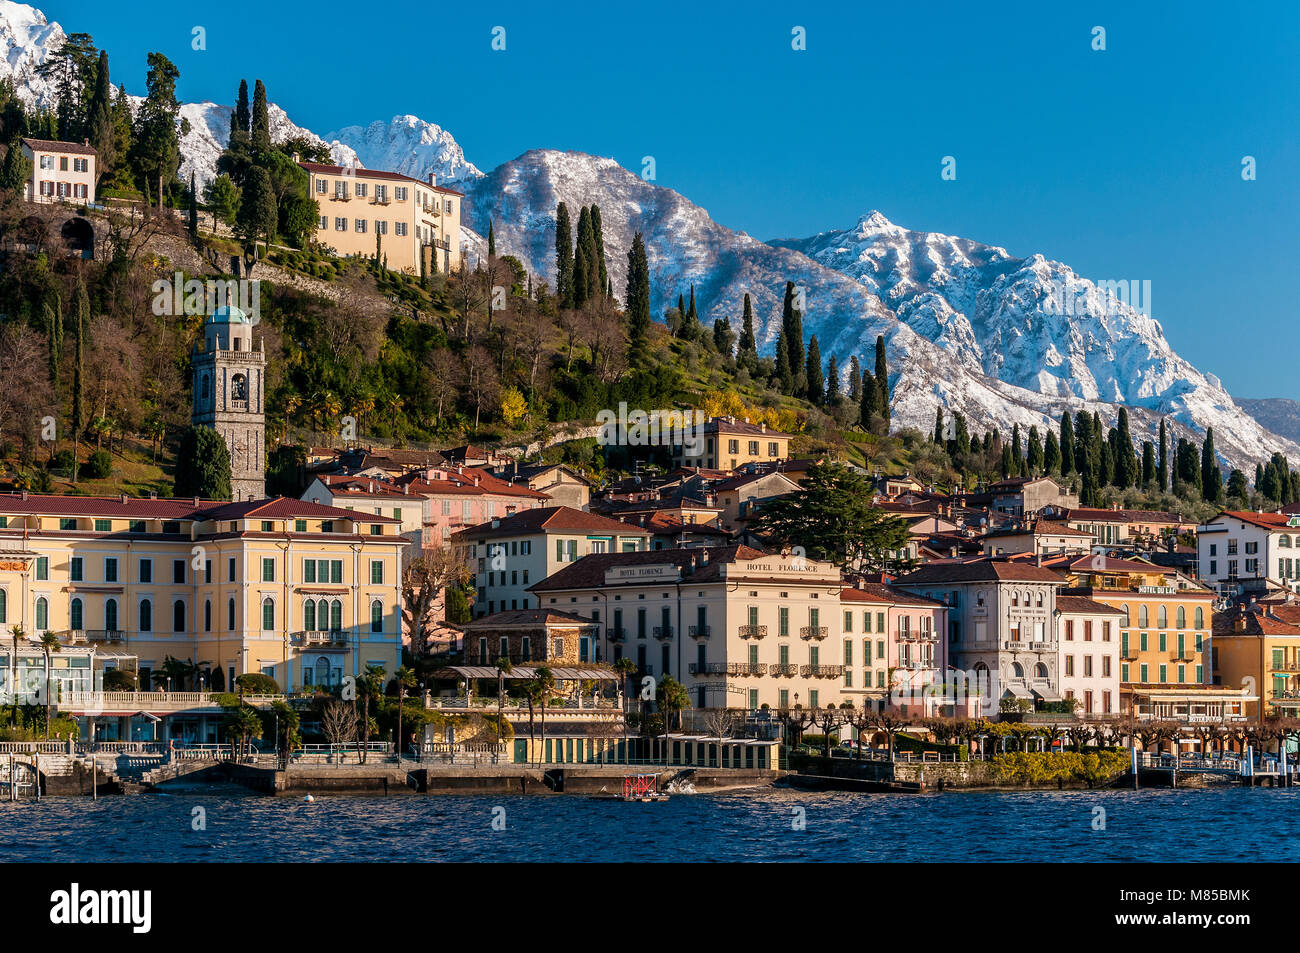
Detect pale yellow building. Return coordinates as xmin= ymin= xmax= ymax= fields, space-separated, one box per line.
xmin=21 ymin=137 xmax=96 ymax=204
xmin=0 ymin=493 xmax=407 ymax=702
xmin=298 ymin=158 xmax=463 ymax=274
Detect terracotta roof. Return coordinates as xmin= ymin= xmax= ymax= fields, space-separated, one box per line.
xmin=702 ymin=417 xmax=792 ymax=438
xmin=313 ymin=475 xmax=414 ymax=500
xmin=0 ymin=493 xmax=398 ymax=522
xmin=1213 ymin=510 xmax=1299 ymax=531
xmin=893 ymin=558 xmax=1069 ymax=586
xmin=842 ymin=583 xmax=946 ymax=608
xmin=200 ymin=498 xmax=400 ymax=522
xmin=462 ymin=609 xmax=597 ymax=629
xmin=22 ymin=137 xmax=95 ymax=155
xmin=530 ymin=545 xmax=768 ymax=592
xmin=1055 ymin=595 xmax=1127 ymax=616
xmin=457 ymin=505 xmax=650 ymax=540
xmin=1042 ymin=554 xmax=1170 ymax=574
xmin=398 ymin=467 xmax=549 ymax=500
xmin=982 ymin=519 xmax=1094 ymax=539
xmin=298 ymin=160 xmax=463 ymax=195
xmin=1064 ymin=507 xmax=1190 ymax=523
xmin=633 ymin=512 xmax=730 ymax=537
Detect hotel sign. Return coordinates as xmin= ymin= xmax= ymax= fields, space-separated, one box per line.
xmin=605 ymin=564 xmax=681 ymax=584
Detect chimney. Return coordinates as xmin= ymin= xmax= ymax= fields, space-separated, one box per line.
xmin=291 ymin=151 xmax=300 ymax=163
xmin=760 ymin=422 xmax=766 ymax=433
xmin=193 ymin=496 xmax=200 ymax=507
xmin=428 ymin=172 xmax=437 ymax=188
xmin=21 ymin=490 xmax=27 ymax=501
xmin=120 ymin=493 xmax=127 ymax=504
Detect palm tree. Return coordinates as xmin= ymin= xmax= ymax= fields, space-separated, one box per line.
xmin=226 ymin=706 xmax=263 ymax=760
xmin=613 ymin=657 xmax=636 ymax=762
xmin=39 ymin=630 xmax=61 ymax=738
xmin=534 ymin=667 xmax=555 ymax=765
xmin=357 ymin=664 xmax=385 ymax=764
xmin=494 ymin=656 xmax=514 ymax=745
xmin=394 ymin=665 xmax=416 ymax=761
xmin=8 ymin=623 xmax=25 ymax=726
xmin=657 ymin=675 xmax=689 ymax=764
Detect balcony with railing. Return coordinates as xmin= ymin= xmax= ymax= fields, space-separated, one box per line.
xmin=653 ymin=626 xmax=673 ymax=641
xmin=800 ymin=664 xmax=845 ymax=678
xmin=607 ymin=628 xmax=627 ymax=643
xmin=292 ymin=630 xmax=348 ymax=647
xmin=799 ymin=625 xmax=828 ymax=641
xmin=689 ymin=625 xmax=711 ymax=640
xmin=688 ymin=662 xmax=766 ymax=676
xmin=770 ymin=663 xmax=798 ymax=677
xmin=1003 ymin=639 xmax=1057 ymax=652
xmin=738 ymin=625 xmax=768 ymax=640
xmin=84 ymin=629 xmax=124 ymax=643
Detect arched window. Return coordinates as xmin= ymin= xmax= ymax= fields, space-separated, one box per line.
xmin=1122 ymin=604 xmax=1131 ymax=627
xmin=1036 ymin=590 xmax=1043 ymax=608
xmin=314 ymin=656 xmax=331 ymax=687
xmin=200 ymin=373 xmax=210 ymax=401
xmin=1034 ymin=662 xmax=1049 ymax=679
xmin=139 ymin=598 xmax=152 ymax=632
xmin=1139 ymin=605 xmax=1149 ymax=627
xmin=1011 ymin=662 xmax=1025 ymax=678
xmin=0 ymin=588 xmax=7 ymax=623
xmin=330 ymin=599 xmax=343 ymax=631
xmin=232 ymin=374 xmax=247 ymax=401
xmin=1012 ymin=592 xmax=1020 ymax=607
xmin=173 ymin=599 xmax=186 ymax=633
xmin=1195 ymin=607 xmax=1204 ymax=629
xmin=1176 ymin=606 xmax=1186 ymax=629
xmin=1157 ymin=605 xmax=1167 ymax=628
xmin=228 ymin=598 xmax=236 ymax=630
xmin=370 ymin=600 xmax=383 ymax=633
xmin=204 ymin=599 xmax=212 ymax=632
xmin=1282 ymin=535 xmax=1293 ymax=548
xmin=303 ymin=598 xmax=317 ymax=631
xmin=105 ymin=598 xmax=118 ymax=631
xmin=35 ymin=597 xmax=48 ymax=631
xmin=262 ymin=598 xmax=275 ymax=631
xmin=70 ymin=597 xmax=83 ymax=630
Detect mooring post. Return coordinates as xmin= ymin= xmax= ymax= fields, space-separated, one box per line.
xmin=1131 ymin=746 xmax=1139 ymax=791
xmin=8 ymin=754 xmax=13 ymax=801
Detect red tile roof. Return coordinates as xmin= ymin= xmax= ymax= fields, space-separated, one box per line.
xmin=462 ymin=609 xmax=597 ymax=629
xmin=894 ymin=558 xmax=1069 ymax=586
xmin=23 ymin=137 xmax=95 ymax=155
xmin=530 ymin=545 xmax=768 ymax=591
xmin=1215 ymin=510 xmax=1299 ymax=531
xmin=457 ymin=505 xmax=650 ymax=540
xmin=0 ymin=493 xmax=399 ymax=522
xmin=1055 ymin=595 xmax=1127 ymax=616
xmin=298 ymin=160 xmax=463 ymax=195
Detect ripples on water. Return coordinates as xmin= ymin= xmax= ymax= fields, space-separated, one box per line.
xmin=1 ymin=786 xmax=1295 ymax=862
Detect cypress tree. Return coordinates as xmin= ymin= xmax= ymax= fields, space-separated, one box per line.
xmin=87 ymin=50 xmax=113 ymax=173
xmin=1011 ymin=424 xmax=1022 ymax=467
xmin=1115 ymin=408 xmax=1138 ymax=488
xmin=848 ymin=356 xmax=862 ymax=403
xmin=487 ymin=220 xmax=495 ymax=257
xmin=805 ymin=335 xmax=824 ymax=404
xmin=1226 ymin=469 xmax=1247 ymax=502
xmin=1044 ymin=430 xmax=1061 ymax=474
xmin=737 ymin=294 xmax=757 ymax=363
xmin=1141 ymin=441 xmax=1156 ymax=488
xmin=1158 ymin=418 xmax=1169 ymax=492
xmin=1201 ymin=428 xmax=1223 ymax=503
xmin=860 ymin=370 xmax=876 ymax=426
xmin=251 ymin=79 xmax=270 ymax=151
xmin=775 ymin=327 xmax=793 ymax=394
xmin=874 ymin=336 xmax=890 ymax=428
xmin=189 ymin=171 xmax=199 ymax=242
xmin=826 ymin=354 xmax=840 ymax=404
xmin=624 ymin=232 xmax=651 ymax=349
xmin=934 ymin=407 xmax=945 ymax=445
xmin=781 ymin=282 xmax=804 ymax=393
xmin=1059 ymin=412 xmax=1075 ymax=476
xmin=234 ymin=79 xmax=251 ymax=135
xmin=555 ymin=203 xmax=574 ymax=309
xmin=590 ymin=204 xmax=608 ymax=294
xmin=1027 ymin=426 xmax=1043 ymax=474
xmin=72 ymin=278 xmax=86 ymax=483
xmin=572 ymin=206 xmax=592 ymax=308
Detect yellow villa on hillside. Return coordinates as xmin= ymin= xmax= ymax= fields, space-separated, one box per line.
xmin=0 ymin=493 xmax=408 ymax=710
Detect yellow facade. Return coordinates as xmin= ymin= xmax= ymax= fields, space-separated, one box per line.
xmin=299 ymin=160 xmax=463 ymax=275
xmin=0 ymin=496 xmax=408 ymax=693
xmin=1213 ymin=620 xmax=1300 ymax=718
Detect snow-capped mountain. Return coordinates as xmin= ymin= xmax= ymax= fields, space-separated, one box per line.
xmin=458 ymin=150 xmax=1295 ymax=471
xmin=0 ymin=0 xmax=1290 ymax=470
xmin=324 ymin=116 xmax=481 ymax=186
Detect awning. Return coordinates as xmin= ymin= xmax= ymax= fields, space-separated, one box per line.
xmin=1032 ymin=687 xmax=1063 ymax=702
xmin=1005 ymin=684 xmax=1032 ymax=699
xmin=433 ymin=665 xmax=619 ymax=681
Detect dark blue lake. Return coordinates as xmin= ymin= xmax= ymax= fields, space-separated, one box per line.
xmin=2 ymin=786 xmax=1293 ymax=862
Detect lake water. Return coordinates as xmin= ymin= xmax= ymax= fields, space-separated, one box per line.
xmin=2 ymin=784 xmax=1295 ymax=863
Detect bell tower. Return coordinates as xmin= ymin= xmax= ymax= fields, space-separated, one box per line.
xmin=192 ymin=301 xmax=266 ymax=501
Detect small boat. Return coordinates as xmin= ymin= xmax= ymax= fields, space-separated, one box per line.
xmin=593 ymin=773 xmax=669 ymax=802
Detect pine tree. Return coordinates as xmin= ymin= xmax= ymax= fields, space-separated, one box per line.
xmin=250 ymin=79 xmax=270 ymax=152
xmin=129 ymin=53 xmax=185 ymax=210
xmin=624 ymin=232 xmax=651 ymax=350
xmin=712 ymin=317 xmax=735 ymax=359
xmin=805 ymin=335 xmax=824 ymax=404
xmin=555 ymin=203 xmax=574 ymax=309
xmin=1226 ymin=469 xmax=1248 ymax=502
xmin=175 ymin=426 xmax=233 ymax=501
xmin=1059 ymin=412 xmax=1074 ymax=476
xmin=874 ymin=336 xmax=890 ymax=428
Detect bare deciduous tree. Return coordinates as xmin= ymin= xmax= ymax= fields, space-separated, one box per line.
xmin=402 ymin=548 xmax=473 ymax=656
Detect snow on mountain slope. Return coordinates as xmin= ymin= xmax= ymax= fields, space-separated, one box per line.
xmin=324 ymin=115 xmax=481 ymax=186
xmin=461 ymin=150 xmax=1294 ymax=471
xmin=0 ymin=0 xmax=62 ymax=107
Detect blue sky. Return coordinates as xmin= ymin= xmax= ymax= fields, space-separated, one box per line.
xmin=40 ymin=0 xmax=1300 ymax=399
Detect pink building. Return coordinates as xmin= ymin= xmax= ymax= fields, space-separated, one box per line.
xmin=394 ymin=466 xmax=550 ymax=551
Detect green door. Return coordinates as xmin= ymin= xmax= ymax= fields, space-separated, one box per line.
xmin=513 ymin=739 xmax=527 ymax=763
